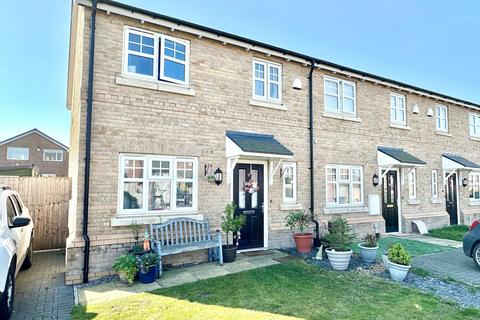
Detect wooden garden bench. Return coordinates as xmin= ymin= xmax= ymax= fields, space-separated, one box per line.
xmin=150 ymin=218 xmax=223 ymax=277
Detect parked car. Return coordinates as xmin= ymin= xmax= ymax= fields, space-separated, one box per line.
xmin=0 ymin=185 xmax=34 ymax=319
xmin=463 ymin=220 xmax=480 ymax=269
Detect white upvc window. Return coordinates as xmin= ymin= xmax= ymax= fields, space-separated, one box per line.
xmin=408 ymin=169 xmax=417 ymax=200
xmin=469 ymin=172 xmax=480 ymax=201
xmin=435 ymin=105 xmax=448 ymax=132
xmin=6 ymin=147 xmax=29 ymax=160
xmin=469 ymin=113 xmax=480 ymax=138
xmin=390 ymin=93 xmax=406 ymax=125
xmin=123 ymin=27 xmax=190 ymax=85
xmin=431 ymin=170 xmax=438 ymax=198
xmin=252 ymin=59 xmax=282 ymax=102
xmin=324 ymin=76 xmax=356 ymax=114
xmin=119 ymin=154 xmax=197 ymax=214
xmin=43 ymin=149 xmax=63 ymax=162
xmin=326 ymin=165 xmax=363 ymax=206
xmin=282 ymin=162 xmax=297 ymax=203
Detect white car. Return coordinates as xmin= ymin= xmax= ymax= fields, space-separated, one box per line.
xmin=0 ymin=185 xmax=34 ymax=319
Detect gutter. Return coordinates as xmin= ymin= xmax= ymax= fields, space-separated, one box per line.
xmin=82 ymin=0 xmax=97 ymax=284
xmin=308 ymin=60 xmax=321 ymax=247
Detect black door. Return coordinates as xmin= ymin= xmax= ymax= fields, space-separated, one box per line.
xmin=233 ymin=163 xmax=264 ymax=250
xmin=382 ymin=170 xmax=399 ymax=233
xmin=445 ymin=173 xmax=458 ymax=225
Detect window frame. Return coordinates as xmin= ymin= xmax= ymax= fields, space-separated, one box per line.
xmin=123 ymin=28 xmax=158 ymax=80
xmin=159 ymin=34 xmax=190 ymax=85
xmin=6 ymin=147 xmax=29 ymax=160
xmin=43 ymin=149 xmax=64 ymax=162
xmin=469 ymin=172 xmax=480 ymax=201
xmin=323 ymin=76 xmax=357 ymax=115
xmin=118 ymin=154 xmax=198 ymax=215
xmin=282 ymin=162 xmax=297 ymax=204
xmin=390 ymin=93 xmax=407 ymax=125
xmin=252 ymin=58 xmax=282 ymax=103
xmin=435 ymin=104 xmax=448 ymax=132
xmin=469 ymin=113 xmax=480 ymax=138
xmin=408 ymin=169 xmax=417 ymax=200
xmin=325 ymin=164 xmax=364 ymax=207
xmin=431 ymin=169 xmax=438 ymax=198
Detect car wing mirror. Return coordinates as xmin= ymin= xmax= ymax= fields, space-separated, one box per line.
xmin=10 ymin=216 xmax=30 ymax=229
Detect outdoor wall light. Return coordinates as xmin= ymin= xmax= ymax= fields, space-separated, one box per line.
xmin=214 ymin=168 xmax=223 ymax=185
xmin=36 ymin=146 xmax=41 ymax=152
xmin=372 ymin=174 xmax=380 ymax=187
xmin=292 ymin=78 xmax=302 ymax=90
xmin=462 ymin=177 xmax=468 ymax=187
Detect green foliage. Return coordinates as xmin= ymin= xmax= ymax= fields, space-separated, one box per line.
xmin=112 ymin=254 xmax=138 ymax=284
xmin=139 ymin=252 xmax=159 ymax=269
xmin=285 ymin=210 xmax=312 ymax=234
xmin=130 ymin=244 xmax=145 ymax=254
xmin=129 ymin=222 xmax=143 ymax=241
xmin=428 ymin=225 xmax=469 ymax=241
xmin=324 ymin=215 xmax=356 ymax=251
xmin=362 ymin=233 xmax=378 ymax=248
xmin=221 ymin=202 xmax=246 ymax=246
xmin=388 ymin=243 xmax=412 ymax=266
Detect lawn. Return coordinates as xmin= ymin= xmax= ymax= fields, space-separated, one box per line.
xmin=352 ymin=236 xmax=452 ymax=258
xmin=428 ymin=225 xmax=469 ymax=241
xmin=72 ymin=261 xmax=479 ymax=320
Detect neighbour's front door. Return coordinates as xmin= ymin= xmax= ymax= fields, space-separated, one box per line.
xmin=233 ymin=163 xmax=264 ymax=250
xmin=445 ymin=173 xmax=458 ymax=225
xmin=382 ymin=170 xmax=399 ymax=233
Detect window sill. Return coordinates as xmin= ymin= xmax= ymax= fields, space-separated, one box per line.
xmin=407 ymin=199 xmax=420 ymax=205
xmin=430 ymin=198 xmax=442 ymax=204
xmin=322 ymin=111 xmax=361 ymax=123
xmin=280 ymin=203 xmax=302 ymax=211
xmin=469 ymin=136 xmax=480 ymax=142
xmin=249 ymin=99 xmax=287 ymax=111
xmin=390 ymin=123 xmax=411 ymax=130
xmin=435 ymin=130 xmax=451 ymax=137
xmin=323 ymin=205 xmax=368 ymax=214
xmin=111 ymin=213 xmax=203 ymax=226
xmin=469 ymin=200 xmax=480 ymax=206
xmin=116 ymin=75 xmax=195 ymax=96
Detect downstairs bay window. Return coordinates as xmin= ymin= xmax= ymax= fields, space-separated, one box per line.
xmin=119 ymin=155 xmax=197 ymax=214
xmin=326 ymin=165 xmax=363 ymax=206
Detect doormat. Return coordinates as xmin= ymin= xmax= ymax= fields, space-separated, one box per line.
xmin=242 ymin=250 xmax=275 ymax=257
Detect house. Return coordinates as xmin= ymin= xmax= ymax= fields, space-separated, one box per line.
xmin=0 ymin=129 xmax=69 ymax=177
xmin=65 ymin=0 xmax=480 ymax=284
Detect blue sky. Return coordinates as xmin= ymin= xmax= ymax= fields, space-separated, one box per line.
xmin=1 ymin=0 xmax=479 ymax=146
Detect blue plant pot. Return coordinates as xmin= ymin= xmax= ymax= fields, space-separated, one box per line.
xmin=138 ymin=265 xmax=157 ymax=283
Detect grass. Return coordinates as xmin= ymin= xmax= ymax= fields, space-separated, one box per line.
xmin=72 ymin=261 xmax=480 ymax=320
xmin=352 ymin=236 xmax=452 ymax=258
xmin=428 ymin=225 xmax=469 ymax=241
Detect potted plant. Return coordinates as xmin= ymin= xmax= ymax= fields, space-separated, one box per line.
xmin=387 ymin=243 xmax=412 ymax=282
xmin=358 ymin=233 xmax=379 ymax=263
xmin=138 ymin=251 xmax=159 ymax=284
xmin=382 ymin=251 xmax=390 ymax=271
xmin=221 ymin=202 xmax=246 ymax=263
xmin=128 ymin=222 xmax=148 ymax=256
xmin=112 ymin=253 xmax=138 ymax=285
xmin=285 ymin=210 xmax=313 ymax=253
xmin=324 ymin=215 xmax=356 ymax=271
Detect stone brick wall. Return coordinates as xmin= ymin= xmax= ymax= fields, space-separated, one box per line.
xmin=65 ymin=5 xmax=480 ymax=283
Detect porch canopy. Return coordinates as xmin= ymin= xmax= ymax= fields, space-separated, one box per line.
xmin=226 ymin=131 xmax=293 ymax=185
xmin=442 ymin=153 xmax=480 ymax=184
xmin=377 ymin=146 xmax=426 ymax=184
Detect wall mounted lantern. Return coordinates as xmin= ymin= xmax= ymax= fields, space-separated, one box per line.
xmin=462 ymin=177 xmax=468 ymax=188
xmin=372 ymin=174 xmax=380 ymax=187
xmin=214 ymin=168 xmax=223 ymax=185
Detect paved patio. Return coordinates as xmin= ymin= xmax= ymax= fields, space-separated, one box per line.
xmin=76 ymin=249 xmax=288 ymax=305
xmin=11 ymin=250 xmax=74 ymax=320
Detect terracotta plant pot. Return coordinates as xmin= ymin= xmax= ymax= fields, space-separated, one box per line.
xmin=293 ymin=233 xmax=314 ymax=254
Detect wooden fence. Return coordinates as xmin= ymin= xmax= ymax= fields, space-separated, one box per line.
xmin=0 ymin=176 xmax=71 ymax=250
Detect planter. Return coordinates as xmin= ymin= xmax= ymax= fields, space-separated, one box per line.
xmin=293 ymin=233 xmax=314 ymax=254
xmin=325 ymin=248 xmax=352 ymax=271
xmin=382 ymin=253 xmax=390 ymax=271
xmin=222 ymin=245 xmax=238 ymax=263
xmin=139 ymin=265 xmax=157 ymax=283
xmin=358 ymin=243 xmax=378 ymax=263
xmin=117 ymin=272 xmax=131 ymax=285
xmin=388 ymin=261 xmax=411 ymax=282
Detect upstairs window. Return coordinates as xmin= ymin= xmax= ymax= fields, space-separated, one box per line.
xmin=324 ymin=77 xmax=356 ymax=114
xmin=469 ymin=113 xmax=480 ymax=138
xmin=435 ymin=105 xmax=448 ymax=132
xmin=7 ymin=147 xmax=29 ymax=160
xmin=43 ymin=149 xmax=63 ymax=162
xmin=390 ymin=93 xmax=406 ymax=125
xmin=252 ymin=59 xmax=282 ymax=102
xmin=123 ymin=28 xmax=190 ymax=85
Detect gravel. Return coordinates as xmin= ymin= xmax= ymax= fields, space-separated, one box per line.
xmin=284 ymin=247 xmax=480 ymax=309
xmin=75 ymin=274 xmax=119 ymax=289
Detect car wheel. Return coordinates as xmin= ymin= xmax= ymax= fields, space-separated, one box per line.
xmin=474 ymin=243 xmax=480 ymax=269
xmin=21 ymin=238 xmax=33 ymax=270
xmin=0 ymin=264 xmax=15 ymax=319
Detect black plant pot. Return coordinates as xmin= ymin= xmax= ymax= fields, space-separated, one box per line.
xmin=222 ymin=245 xmax=238 ymax=263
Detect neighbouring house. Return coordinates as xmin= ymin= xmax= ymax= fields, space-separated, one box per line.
xmin=0 ymin=129 xmax=69 ymax=177
xmin=65 ymin=0 xmax=480 ymax=284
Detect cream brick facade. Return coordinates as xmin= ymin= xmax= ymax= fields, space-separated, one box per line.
xmin=65 ymin=2 xmax=480 ymax=283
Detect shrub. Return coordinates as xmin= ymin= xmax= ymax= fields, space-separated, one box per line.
xmin=139 ymin=252 xmax=159 ymax=272
xmin=324 ymin=215 xmax=356 ymax=251
xmin=221 ymin=202 xmax=246 ymax=246
xmin=388 ymin=243 xmax=412 ymax=266
xmin=285 ymin=210 xmax=312 ymax=234
xmin=112 ymin=253 xmax=138 ymax=284
xmin=362 ymin=233 xmax=378 ymax=248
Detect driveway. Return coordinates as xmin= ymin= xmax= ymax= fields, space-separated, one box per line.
xmin=414 ymin=248 xmax=480 ymax=286
xmin=11 ymin=250 xmax=74 ymax=320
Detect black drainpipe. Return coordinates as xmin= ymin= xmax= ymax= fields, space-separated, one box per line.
xmin=82 ymin=0 xmax=97 ymax=284
xmin=309 ymin=59 xmax=321 ymax=247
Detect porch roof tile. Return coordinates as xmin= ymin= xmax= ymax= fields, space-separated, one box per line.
xmin=226 ymin=131 xmax=293 ymax=156
xmin=377 ymin=147 xmax=426 ymax=165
